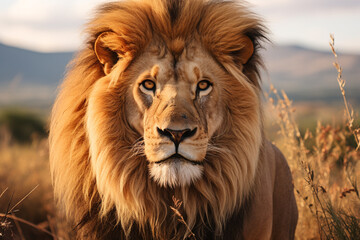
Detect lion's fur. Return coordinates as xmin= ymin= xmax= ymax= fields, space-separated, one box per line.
xmin=49 ymin=0 xmax=297 ymax=239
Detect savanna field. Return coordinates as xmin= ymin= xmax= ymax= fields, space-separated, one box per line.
xmin=0 ymin=38 xmax=359 ymax=239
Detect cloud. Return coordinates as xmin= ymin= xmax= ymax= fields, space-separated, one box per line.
xmin=0 ymin=0 xmax=359 ymax=53
xmin=249 ymin=0 xmax=360 ymax=53
xmin=252 ymin=0 xmax=360 ymax=16
xmin=0 ymin=0 xmax=109 ymax=52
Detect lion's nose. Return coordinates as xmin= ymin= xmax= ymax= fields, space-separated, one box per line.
xmin=157 ymin=127 xmax=197 ymax=147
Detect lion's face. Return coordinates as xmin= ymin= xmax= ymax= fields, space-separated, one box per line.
xmin=125 ymin=42 xmax=223 ymax=187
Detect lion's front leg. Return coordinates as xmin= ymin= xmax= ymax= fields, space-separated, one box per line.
xmin=241 ymin=142 xmax=275 ymax=240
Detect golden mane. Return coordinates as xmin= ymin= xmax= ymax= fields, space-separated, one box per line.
xmin=49 ymin=0 xmax=269 ymax=239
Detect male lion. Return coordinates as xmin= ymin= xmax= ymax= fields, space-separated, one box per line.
xmin=49 ymin=0 xmax=298 ymax=239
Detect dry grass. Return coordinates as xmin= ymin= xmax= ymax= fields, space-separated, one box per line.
xmin=0 ymin=139 xmax=57 ymax=239
xmin=265 ymin=35 xmax=360 ymax=239
xmin=170 ymin=196 xmax=196 ymax=240
xmin=329 ymin=34 xmax=360 ymax=151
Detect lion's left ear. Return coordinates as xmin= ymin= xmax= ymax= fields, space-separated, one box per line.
xmin=94 ymin=32 xmax=123 ymax=75
xmin=234 ymin=36 xmax=254 ymax=65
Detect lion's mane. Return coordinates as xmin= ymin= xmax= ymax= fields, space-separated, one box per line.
xmin=49 ymin=0 xmax=266 ymax=239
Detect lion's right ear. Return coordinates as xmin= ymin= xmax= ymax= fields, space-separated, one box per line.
xmin=94 ymin=32 xmax=122 ymax=75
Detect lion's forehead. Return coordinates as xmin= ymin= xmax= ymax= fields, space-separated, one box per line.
xmin=138 ymin=42 xmax=214 ymax=86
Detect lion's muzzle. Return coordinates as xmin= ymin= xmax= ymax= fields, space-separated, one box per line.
xmin=147 ymin=124 xmax=206 ymax=187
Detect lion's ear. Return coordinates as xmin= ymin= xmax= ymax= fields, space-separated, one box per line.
xmin=234 ymin=36 xmax=254 ymax=65
xmin=94 ymin=32 xmax=122 ymax=75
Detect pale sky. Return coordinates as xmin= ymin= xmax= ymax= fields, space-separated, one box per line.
xmin=0 ymin=0 xmax=359 ymax=53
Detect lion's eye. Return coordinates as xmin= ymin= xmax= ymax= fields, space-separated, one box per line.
xmin=196 ymin=80 xmax=213 ymax=98
xmin=140 ymin=79 xmax=156 ymax=93
xmin=197 ymin=80 xmax=211 ymax=91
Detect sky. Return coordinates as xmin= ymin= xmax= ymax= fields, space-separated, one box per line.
xmin=0 ymin=0 xmax=359 ymax=53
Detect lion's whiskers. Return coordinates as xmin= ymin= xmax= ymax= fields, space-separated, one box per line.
xmin=130 ymin=137 xmax=145 ymax=157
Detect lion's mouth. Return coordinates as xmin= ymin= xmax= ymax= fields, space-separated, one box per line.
xmin=154 ymin=153 xmax=203 ymax=166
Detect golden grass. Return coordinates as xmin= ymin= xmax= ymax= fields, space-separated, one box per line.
xmin=329 ymin=34 xmax=360 ymax=150
xmin=170 ymin=197 xmax=196 ymax=240
xmin=264 ymin=35 xmax=360 ymax=239
xmin=0 ymin=139 xmax=57 ymax=238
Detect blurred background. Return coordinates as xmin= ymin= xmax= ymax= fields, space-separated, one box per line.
xmin=0 ymin=0 xmax=359 ymax=239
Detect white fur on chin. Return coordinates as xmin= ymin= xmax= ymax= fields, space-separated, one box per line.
xmin=149 ymin=161 xmax=204 ymax=187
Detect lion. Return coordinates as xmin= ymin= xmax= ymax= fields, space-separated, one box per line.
xmin=49 ymin=0 xmax=298 ymax=239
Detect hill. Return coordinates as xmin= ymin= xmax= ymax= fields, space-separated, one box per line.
xmin=0 ymin=43 xmax=359 ymax=107
xmin=262 ymin=44 xmax=360 ymax=102
xmin=0 ymin=43 xmax=73 ymax=106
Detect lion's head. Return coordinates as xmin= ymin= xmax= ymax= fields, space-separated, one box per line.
xmin=50 ymin=0 xmax=266 ymax=239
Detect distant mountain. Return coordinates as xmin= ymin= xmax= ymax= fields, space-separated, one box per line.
xmin=0 ymin=43 xmax=73 ymax=105
xmin=0 ymin=43 xmax=73 ymax=85
xmin=261 ymin=44 xmax=360 ymax=102
xmin=0 ymin=42 xmax=359 ymax=106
